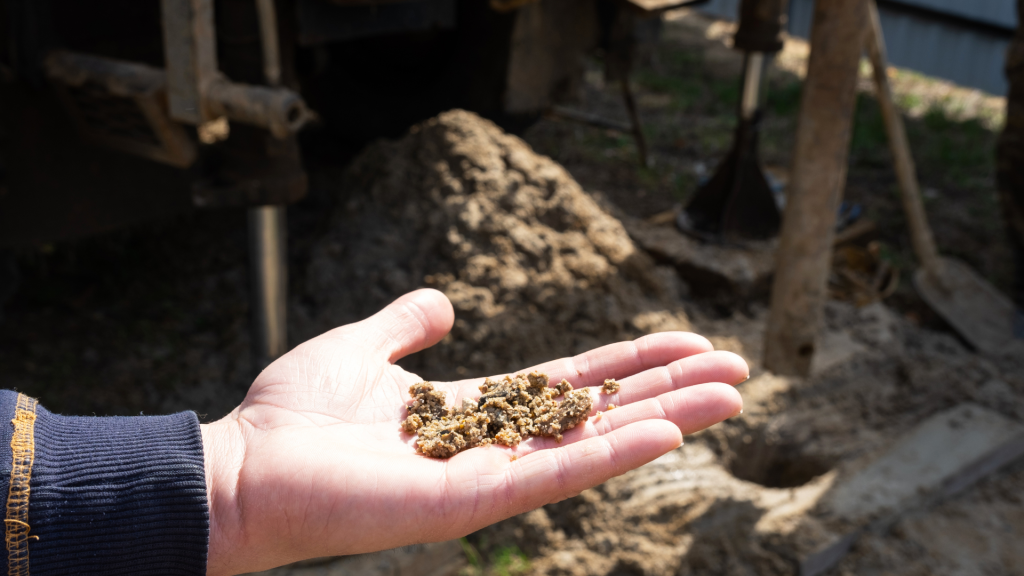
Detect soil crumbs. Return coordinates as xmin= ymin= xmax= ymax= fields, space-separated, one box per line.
xmin=403 ymin=373 xmax=593 ymax=458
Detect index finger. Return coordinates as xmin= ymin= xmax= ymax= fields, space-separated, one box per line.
xmin=528 ymin=332 xmax=715 ymax=387
xmin=442 ymin=332 xmax=714 ymax=402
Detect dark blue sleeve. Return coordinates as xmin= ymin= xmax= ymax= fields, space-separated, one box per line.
xmin=0 ymin=390 xmax=209 ymax=575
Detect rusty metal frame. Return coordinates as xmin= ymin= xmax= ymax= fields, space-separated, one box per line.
xmin=44 ymin=50 xmax=198 ymax=168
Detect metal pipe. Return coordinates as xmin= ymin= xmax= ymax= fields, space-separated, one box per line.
xmin=206 ymin=79 xmax=309 ymax=139
xmin=740 ymin=51 xmax=765 ymax=120
xmin=254 ymin=0 xmax=281 ymax=86
xmin=621 ymin=79 xmax=649 ymax=168
xmin=250 ymin=0 xmax=290 ymax=364
xmin=248 ymin=206 xmax=288 ymax=361
xmin=161 ymin=0 xmax=312 ymax=137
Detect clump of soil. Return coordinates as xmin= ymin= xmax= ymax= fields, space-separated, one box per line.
xmin=402 ymin=372 xmax=593 ymax=458
xmin=298 ymin=109 xmax=689 ymax=381
xmin=601 ymin=379 xmax=620 ymax=394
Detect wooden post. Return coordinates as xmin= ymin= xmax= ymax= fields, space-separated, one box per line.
xmin=764 ymin=0 xmax=869 ymax=376
xmin=864 ymin=0 xmax=942 ymax=278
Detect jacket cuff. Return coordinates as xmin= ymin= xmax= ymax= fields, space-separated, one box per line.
xmin=0 ymin=390 xmax=209 ymax=575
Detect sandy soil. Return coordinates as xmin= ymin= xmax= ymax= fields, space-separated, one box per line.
xmin=282 ymin=110 xmax=1024 ymax=576
xmin=470 ymin=295 xmax=1024 ymax=576
xmin=0 ymin=9 xmax=1019 ymax=576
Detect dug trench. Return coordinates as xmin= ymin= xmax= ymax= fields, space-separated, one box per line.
xmin=278 ymin=110 xmax=1024 ymax=575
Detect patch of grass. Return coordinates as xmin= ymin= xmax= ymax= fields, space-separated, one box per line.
xmin=635 ymin=43 xmax=743 ymax=117
xmin=673 ymin=171 xmax=697 ymax=203
xmin=635 ymin=69 xmax=703 ymax=110
xmin=460 ymin=537 xmax=482 ymax=569
xmin=490 ymin=546 xmax=530 ymax=576
xmin=637 ymin=165 xmax=662 ymax=188
xmin=850 ymin=95 xmax=889 ymax=166
xmin=460 ymin=539 xmax=530 ymax=576
xmin=911 ymin=109 xmax=996 ymax=188
xmin=846 ymin=84 xmax=997 ymax=191
xmin=709 ymin=80 xmax=740 ymax=113
xmin=897 ymin=92 xmax=924 ymax=111
xmin=766 ymin=81 xmax=802 ymax=117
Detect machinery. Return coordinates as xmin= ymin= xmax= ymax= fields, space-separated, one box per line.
xmin=0 ymin=0 xmax=678 ymax=363
xmin=678 ymin=0 xmax=787 ymax=242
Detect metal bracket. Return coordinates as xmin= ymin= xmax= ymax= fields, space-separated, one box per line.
xmin=161 ymin=0 xmax=314 ymax=138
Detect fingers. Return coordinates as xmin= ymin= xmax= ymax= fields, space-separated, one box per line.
xmin=591 ymin=350 xmax=748 ymax=411
xmin=444 ymin=332 xmax=716 ymax=401
xmin=592 ymin=382 xmax=742 ymax=436
xmin=342 ymin=289 xmax=455 ymax=362
xmin=435 ymin=383 xmax=742 ymax=538
xmin=459 ymin=420 xmax=683 ymax=526
xmin=516 ymin=382 xmax=742 ymax=454
xmin=531 ymin=332 xmax=715 ymax=388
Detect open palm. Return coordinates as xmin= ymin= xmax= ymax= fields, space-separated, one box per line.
xmin=201 ymin=289 xmax=747 ymax=576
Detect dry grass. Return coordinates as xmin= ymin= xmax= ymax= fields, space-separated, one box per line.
xmin=666 ymin=8 xmax=1006 ymax=130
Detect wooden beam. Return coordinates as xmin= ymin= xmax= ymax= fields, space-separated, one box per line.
xmin=764 ymin=0 xmax=869 ymax=376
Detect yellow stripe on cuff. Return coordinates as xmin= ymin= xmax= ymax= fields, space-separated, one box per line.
xmin=6 ymin=393 xmax=38 ymax=576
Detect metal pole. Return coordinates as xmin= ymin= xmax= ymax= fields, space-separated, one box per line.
xmin=763 ymin=0 xmax=869 ymax=376
xmin=254 ymin=0 xmax=282 ymax=86
xmin=739 ymin=52 xmax=764 ymax=121
xmin=249 ymin=205 xmax=288 ymax=361
xmin=621 ymin=79 xmax=649 ymax=168
xmin=250 ymin=0 xmax=288 ymax=363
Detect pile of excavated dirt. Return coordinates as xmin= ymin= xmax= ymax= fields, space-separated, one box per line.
xmin=296 ymin=110 xmax=690 ymax=380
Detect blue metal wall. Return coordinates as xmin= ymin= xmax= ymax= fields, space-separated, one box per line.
xmin=697 ymin=0 xmax=1014 ymax=95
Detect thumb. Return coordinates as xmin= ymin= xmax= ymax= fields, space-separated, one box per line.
xmin=347 ymin=289 xmax=455 ymax=363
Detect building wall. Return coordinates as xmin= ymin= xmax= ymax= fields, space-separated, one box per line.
xmin=698 ymin=0 xmax=1014 ymax=95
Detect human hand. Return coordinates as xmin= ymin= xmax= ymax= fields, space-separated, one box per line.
xmin=201 ymin=289 xmax=747 ymax=575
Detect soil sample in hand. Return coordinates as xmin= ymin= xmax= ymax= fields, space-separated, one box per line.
xmin=401 ymin=372 xmax=594 ymax=458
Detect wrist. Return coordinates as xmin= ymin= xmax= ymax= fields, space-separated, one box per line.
xmin=201 ymin=418 xmax=246 ymax=576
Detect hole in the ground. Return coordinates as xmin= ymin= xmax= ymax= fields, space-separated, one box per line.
xmin=724 ymin=433 xmax=833 ymax=488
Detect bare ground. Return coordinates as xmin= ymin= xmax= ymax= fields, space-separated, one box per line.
xmin=0 ymin=9 xmax=1019 ymax=576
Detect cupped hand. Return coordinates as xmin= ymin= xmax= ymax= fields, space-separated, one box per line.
xmin=201 ymin=289 xmax=747 ymax=576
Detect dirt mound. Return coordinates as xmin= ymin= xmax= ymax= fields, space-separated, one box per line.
xmin=297 ymin=109 xmax=689 ymax=380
